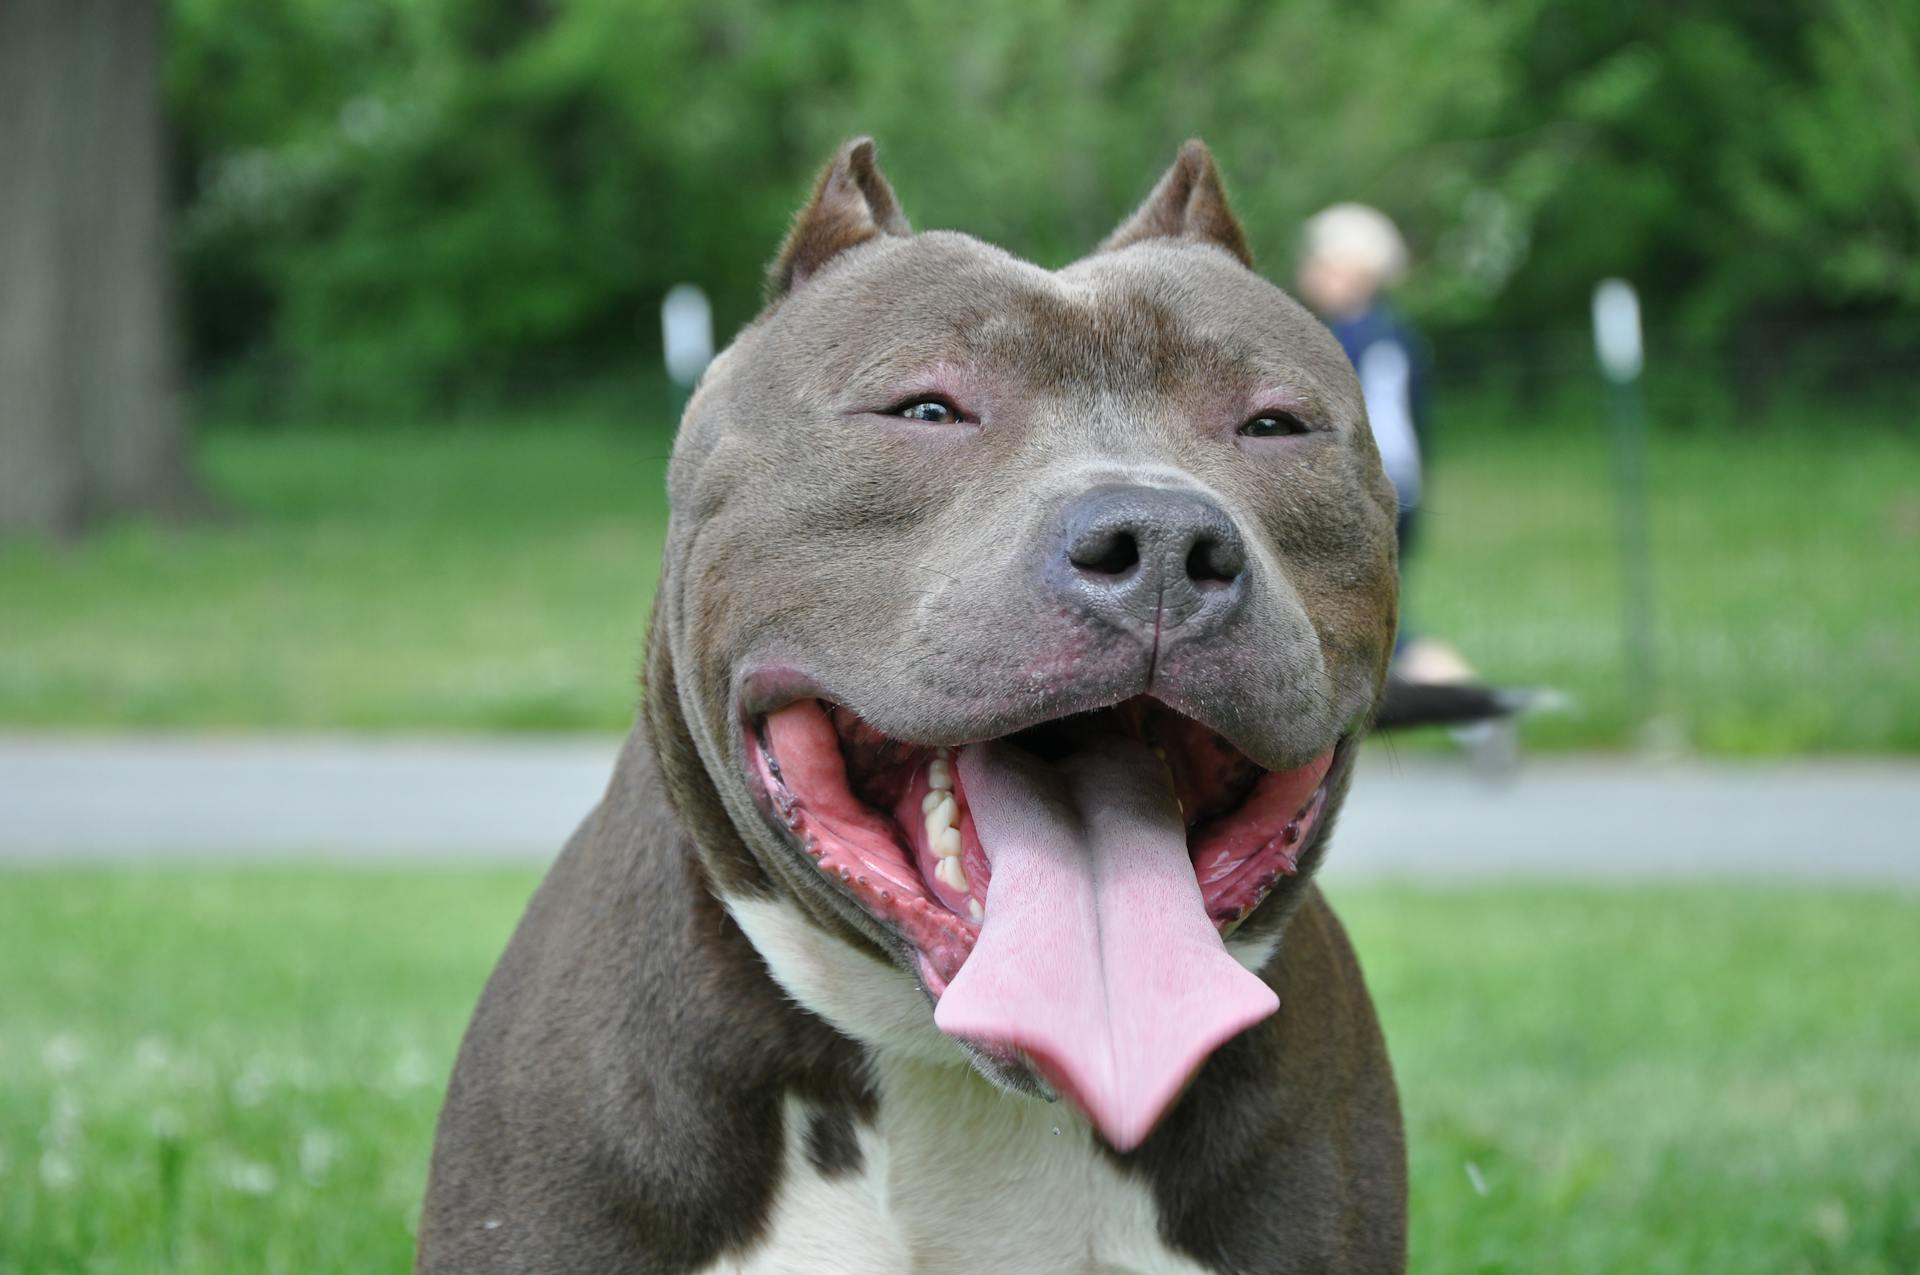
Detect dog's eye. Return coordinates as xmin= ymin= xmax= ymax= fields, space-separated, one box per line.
xmin=1239 ymin=411 xmax=1310 ymax=438
xmin=890 ymin=397 xmax=961 ymax=425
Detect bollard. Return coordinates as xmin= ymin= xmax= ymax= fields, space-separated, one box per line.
xmin=660 ymin=284 xmax=714 ymax=424
xmin=1592 ymin=279 xmax=1659 ymax=741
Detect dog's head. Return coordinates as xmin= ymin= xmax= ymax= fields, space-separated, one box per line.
xmin=646 ymin=138 xmax=1398 ymax=1150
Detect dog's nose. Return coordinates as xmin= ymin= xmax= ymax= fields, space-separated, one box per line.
xmin=1055 ymin=484 xmax=1249 ymax=639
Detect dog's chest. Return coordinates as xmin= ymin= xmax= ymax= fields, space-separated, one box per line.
xmin=714 ymin=894 xmax=1218 ymax=1273
xmin=705 ymin=1061 xmax=1209 ymax=1275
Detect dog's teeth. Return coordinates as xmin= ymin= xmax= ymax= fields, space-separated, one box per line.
xmin=935 ymin=856 xmax=968 ymax=892
xmin=924 ymin=796 xmax=958 ymax=846
xmin=921 ymin=791 xmax=943 ymax=815
xmin=927 ymin=759 xmax=952 ymax=791
xmin=935 ymin=746 xmax=952 ymax=760
xmin=968 ymin=897 xmax=985 ymax=923
xmin=935 ymin=827 xmax=962 ymax=858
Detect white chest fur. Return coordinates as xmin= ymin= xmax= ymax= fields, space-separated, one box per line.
xmin=714 ymin=896 xmax=1219 ymax=1275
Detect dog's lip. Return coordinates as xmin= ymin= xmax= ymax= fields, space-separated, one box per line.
xmin=736 ymin=664 xmax=834 ymax=724
xmin=734 ymin=661 xmax=1337 ymax=775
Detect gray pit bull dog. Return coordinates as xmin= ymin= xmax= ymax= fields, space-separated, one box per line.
xmin=419 ymin=138 xmax=1406 ymax=1273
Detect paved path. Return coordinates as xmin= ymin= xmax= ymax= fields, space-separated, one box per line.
xmin=2 ymin=734 xmax=1915 ymax=882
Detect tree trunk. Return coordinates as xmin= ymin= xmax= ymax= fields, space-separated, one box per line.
xmin=0 ymin=0 xmax=201 ymax=537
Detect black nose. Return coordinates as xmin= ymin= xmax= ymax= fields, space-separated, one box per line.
xmin=1055 ymin=484 xmax=1249 ymax=639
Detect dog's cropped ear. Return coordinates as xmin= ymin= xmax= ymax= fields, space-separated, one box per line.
xmin=1098 ymin=139 xmax=1252 ymax=268
xmin=768 ymin=137 xmax=911 ymax=299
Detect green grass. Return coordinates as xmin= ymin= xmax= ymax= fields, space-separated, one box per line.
xmin=1 ymin=409 xmax=1914 ymax=751
xmin=0 ymin=418 xmax=671 ymax=732
xmin=1405 ymin=416 xmax=1920 ymax=754
xmin=1 ymin=869 xmax=1914 ymax=1273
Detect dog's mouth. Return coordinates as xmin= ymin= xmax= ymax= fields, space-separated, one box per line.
xmin=746 ymin=695 xmax=1339 ymax=1149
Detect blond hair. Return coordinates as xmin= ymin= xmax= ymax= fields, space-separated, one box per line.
xmin=1301 ymin=203 xmax=1409 ymax=287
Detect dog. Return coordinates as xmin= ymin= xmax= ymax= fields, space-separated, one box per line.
xmin=419 ymin=138 xmax=1408 ymax=1274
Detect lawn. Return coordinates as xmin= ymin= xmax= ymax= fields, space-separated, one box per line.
xmin=1 ymin=869 xmax=1915 ymax=1273
xmin=0 ymin=418 xmax=672 ymax=733
xmin=1 ymin=407 xmax=1914 ymax=752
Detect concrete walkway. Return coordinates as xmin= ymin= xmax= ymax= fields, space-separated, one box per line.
xmin=2 ymin=734 xmax=1915 ymax=882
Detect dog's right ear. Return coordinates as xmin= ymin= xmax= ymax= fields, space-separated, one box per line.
xmin=767 ymin=137 xmax=911 ymax=299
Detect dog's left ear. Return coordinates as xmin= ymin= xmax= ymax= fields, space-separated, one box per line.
xmin=1098 ymin=139 xmax=1252 ymax=267
xmin=768 ymin=137 xmax=912 ymax=299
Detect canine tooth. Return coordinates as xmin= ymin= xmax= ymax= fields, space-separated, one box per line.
xmin=968 ymin=898 xmax=985 ymax=923
xmin=922 ymin=791 xmax=943 ymax=815
xmin=936 ymin=827 xmax=962 ymax=858
xmin=927 ymin=759 xmax=952 ymax=791
xmin=935 ymin=856 xmax=969 ymax=892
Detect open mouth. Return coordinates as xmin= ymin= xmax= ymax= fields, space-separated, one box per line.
xmin=746 ymin=696 xmax=1337 ymax=991
xmin=744 ymin=694 xmax=1339 ymax=1149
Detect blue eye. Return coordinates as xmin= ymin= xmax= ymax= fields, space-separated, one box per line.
xmin=1240 ymin=412 xmax=1309 ymax=438
xmin=894 ymin=398 xmax=960 ymax=424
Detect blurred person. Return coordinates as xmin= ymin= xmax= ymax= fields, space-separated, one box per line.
xmin=1297 ymin=203 xmax=1471 ymax=685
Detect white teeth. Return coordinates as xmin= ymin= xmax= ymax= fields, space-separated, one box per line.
xmin=923 ymin=791 xmax=959 ymax=854
xmin=930 ymin=792 xmax=956 ymax=827
xmin=919 ymin=752 xmax=971 ymax=900
xmin=968 ymin=898 xmax=985 ymax=923
xmin=935 ymin=855 xmax=969 ymax=893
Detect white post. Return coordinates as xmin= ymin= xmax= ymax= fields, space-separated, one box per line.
xmin=661 ymin=285 xmax=714 ymax=387
xmin=1591 ymin=279 xmax=1656 ymax=738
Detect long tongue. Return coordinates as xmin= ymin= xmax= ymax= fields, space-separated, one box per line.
xmin=935 ymin=735 xmax=1279 ymax=1151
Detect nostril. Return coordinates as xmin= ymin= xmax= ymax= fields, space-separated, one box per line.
xmin=1072 ymin=529 xmax=1140 ymax=577
xmin=1186 ymin=536 xmax=1243 ymax=587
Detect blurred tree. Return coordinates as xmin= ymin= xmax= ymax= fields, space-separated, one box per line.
xmin=1 ymin=0 xmax=201 ymax=535
xmin=161 ymin=0 xmax=1920 ymax=418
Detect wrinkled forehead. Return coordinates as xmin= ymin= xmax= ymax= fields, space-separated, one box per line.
xmin=756 ymin=231 xmax=1364 ymax=421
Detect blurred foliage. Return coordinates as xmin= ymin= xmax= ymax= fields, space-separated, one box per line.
xmin=164 ymin=0 xmax=1920 ymax=415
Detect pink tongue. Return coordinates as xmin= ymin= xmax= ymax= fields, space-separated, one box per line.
xmin=934 ymin=735 xmax=1279 ymax=1151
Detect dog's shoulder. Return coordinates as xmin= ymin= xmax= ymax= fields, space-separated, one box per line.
xmin=417 ymin=733 xmax=875 ymax=1274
